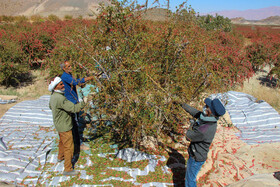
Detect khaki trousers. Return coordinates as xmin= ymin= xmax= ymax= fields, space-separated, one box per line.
xmin=58 ymin=130 xmax=74 ymax=172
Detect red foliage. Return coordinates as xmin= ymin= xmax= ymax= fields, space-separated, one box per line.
xmin=233 ymin=24 xmax=280 ymax=80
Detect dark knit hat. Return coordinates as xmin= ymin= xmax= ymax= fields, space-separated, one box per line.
xmin=204 ymin=98 xmax=226 ymax=117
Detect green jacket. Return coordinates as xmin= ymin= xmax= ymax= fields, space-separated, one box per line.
xmin=49 ymin=92 xmax=84 ymax=132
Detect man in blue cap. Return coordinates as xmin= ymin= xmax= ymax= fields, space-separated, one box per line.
xmin=176 ymin=98 xmax=226 ymax=187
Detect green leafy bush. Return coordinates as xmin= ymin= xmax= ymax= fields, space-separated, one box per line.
xmin=0 ymin=26 xmax=31 ymax=86
xmin=246 ymin=42 xmax=268 ymax=71
xmin=0 ymin=15 xmax=15 ymax=22
xmin=14 ymin=15 xmax=28 ymax=23
xmin=30 ymin=15 xmax=45 ymax=23
xmin=64 ymin=15 xmax=73 ymax=20
xmin=45 ymin=0 xmax=252 ymax=150
xmin=0 ymin=60 xmax=30 ymax=86
xmin=47 ymin=14 xmax=60 ymax=22
xmin=198 ymin=14 xmax=232 ymax=32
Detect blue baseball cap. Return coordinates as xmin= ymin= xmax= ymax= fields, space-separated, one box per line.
xmin=204 ymin=98 xmax=226 ymax=117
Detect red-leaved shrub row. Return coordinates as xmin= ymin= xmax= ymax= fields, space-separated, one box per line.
xmin=233 ymin=25 xmax=280 ymax=79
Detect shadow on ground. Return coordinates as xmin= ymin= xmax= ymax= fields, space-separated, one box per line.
xmin=258 ymin=75 xmax=279 ymax=88
xmin=166 ymin=146 xmax=186 ymax=187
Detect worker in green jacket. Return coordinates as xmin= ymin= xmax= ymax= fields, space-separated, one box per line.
xmin=49 ymin=77 xmax=85 ymax=176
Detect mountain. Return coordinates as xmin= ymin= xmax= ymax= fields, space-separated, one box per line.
xmin=1 ymin=1 xmax=280 ymax=25
xmin=202 ymin=6 xmax=280 ymax=20
xmin=0 ymin=0 xmax=110 ymax=18
xmin=231 ymin=16 xmax=280 ymax=25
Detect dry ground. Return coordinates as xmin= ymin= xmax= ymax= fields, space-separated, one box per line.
xmin=0 ymin=70 xmax=49 ymax=118
xmin=235 ymin=66 xmax=280 ymax=113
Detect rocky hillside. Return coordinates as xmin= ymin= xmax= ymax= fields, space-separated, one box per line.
xmin=1 ymin=0 xmax=279 ymax=25
xmin=231 ymin=16 xmax=280 ymax=25
xmin=0 ymin=0 xmax=110 ymax=18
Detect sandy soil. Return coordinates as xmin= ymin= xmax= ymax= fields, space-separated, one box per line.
xmin=198 ymin=119 xmax=280 ymax=186
xmin=0 ymin=71 xmax=49 ymax=118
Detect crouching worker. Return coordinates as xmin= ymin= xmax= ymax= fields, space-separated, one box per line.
xmin=48 ymin=77 xmax=85 ymax=176
xmin=175 ymin=98 xmax=226 ymax=187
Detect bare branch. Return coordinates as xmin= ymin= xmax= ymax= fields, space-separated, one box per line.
xmin=191 ymin=67 xmax=211 ymax=100
xmin=65 ymin=37 xmax=110 ymax=82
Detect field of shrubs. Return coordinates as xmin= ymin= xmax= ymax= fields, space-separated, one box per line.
xmin=0 ymin=0 xmax=279 ymax=151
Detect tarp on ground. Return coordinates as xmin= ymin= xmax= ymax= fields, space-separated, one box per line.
xmin=211 ymin=91 xmax=280 ymax=144
xmin=0 ymin=95 xmax=171 ymax=186
xmin=0 ymin=95 xmax=56 ymax=185
xmin=0 ymin=92 xmax=279 ymax=185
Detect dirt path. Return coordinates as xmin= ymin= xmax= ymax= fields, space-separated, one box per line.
xmin=0 ymin=71 xmax=50 ymax=118
xmin=0 ymin=102 xmax=18 ymax=118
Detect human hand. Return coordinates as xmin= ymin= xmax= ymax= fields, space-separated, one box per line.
xmin=83 ymin=96 xmax=88 ymax=103
xmin=85 ymin=76 xmax=95 ymax=82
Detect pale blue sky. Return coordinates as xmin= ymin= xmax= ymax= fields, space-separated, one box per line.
xmin=131 ymin=0 xmax=280 ymax=13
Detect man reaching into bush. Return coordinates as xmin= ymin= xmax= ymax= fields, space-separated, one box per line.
xmin=49 ymin=77 xmax=85 ymax=176
xmin=175 ymin=98 xmax=226 ymax=187
xmin=60 ymin=61 xmax=95 ymax=154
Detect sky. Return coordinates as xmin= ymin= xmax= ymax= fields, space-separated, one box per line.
xmin=132 ymin=0 xmax=280 ymax=13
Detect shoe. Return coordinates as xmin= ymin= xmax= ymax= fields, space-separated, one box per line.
xmin=63 ymin=170 xmax=79 ymax=176
xmin=57 ymin=159 xmax=64 ymax=162
xmin=274 ymin=171 xmax=280 ymax=181
xmin=80 ymin=144 xmax=90 ymax=151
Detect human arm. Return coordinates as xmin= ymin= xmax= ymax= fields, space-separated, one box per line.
xmin=181 ymin=103 xmax=201 ymax=118
xmin=84 ymin=76 xmax=95 ymax=82
xmin=60 ymin=98 xmax=85 ymax=113
xmin=62 ymin=73 xmax=85 ymax=86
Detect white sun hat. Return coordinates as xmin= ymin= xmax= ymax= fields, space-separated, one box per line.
xmin=48 ymin=77 xmax=62 ymax=92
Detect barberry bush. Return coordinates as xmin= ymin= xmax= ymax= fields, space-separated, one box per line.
xmin=0 ymin=25 xmax=29 ymax=86
xmin=45 ymin=0 xmax=253 ymax=150
xmin=0 ymin=20 xmax=66 ymax=85
xmin=235 ymin=25 xmax=280 ymax=84
xmin=197 ymin=14 xmax=232 ymax=32
xmin=1 ymin=0 xmax=278 ymax=151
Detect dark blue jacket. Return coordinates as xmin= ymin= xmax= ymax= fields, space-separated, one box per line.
xmin=61 ymin=72 xmax=85 ymax=104
xmin=181 ymin=103 xmax=218 ymax=162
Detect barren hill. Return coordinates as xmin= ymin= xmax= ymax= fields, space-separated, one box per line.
xmin=141 ymin=8 xmax=170 ymax=21
xmin=0 ymin=0 xmax=110 ymax=18
xmin=1 ymin=1 xmax=280 ymax=26
xmin=231 ymin=16 xmax=280 ymax=25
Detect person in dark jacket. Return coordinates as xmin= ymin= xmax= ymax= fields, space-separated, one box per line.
xmin=176 ymin=98 xmax=226 ymax=187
